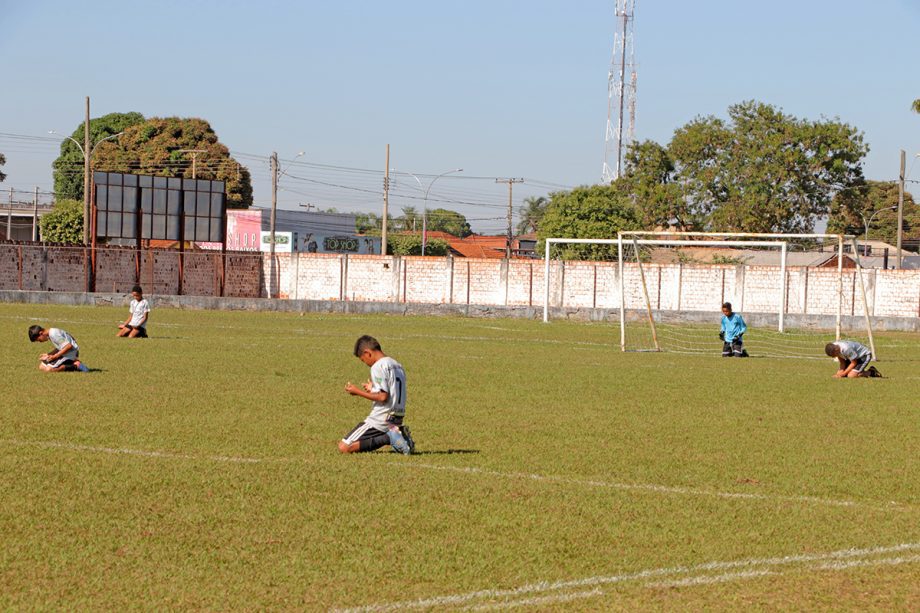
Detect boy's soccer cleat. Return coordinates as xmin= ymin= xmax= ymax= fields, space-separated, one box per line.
xmin=76 ymin=362 xmax=89 ymax=372
xmin=387 ymin=426 xmax=412 ymax=455
xmin=400 ymin=425 xmax=415 ymax=455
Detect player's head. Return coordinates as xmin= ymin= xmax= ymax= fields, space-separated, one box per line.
xmin=721 ymin=302 xmax=733 ymax=316
xmin=824 ymin=342 xmax=841 ymax=357
xmin=131 ymin=285 xmax=143 ymax=299
xmin=353 ymin=335 xmax=382 ymax=365
xmin=28 ymin=325 xmax=46 ymax=342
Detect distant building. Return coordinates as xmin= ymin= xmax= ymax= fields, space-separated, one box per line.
xmin=215 ymin=208 xmax=380 ymax=254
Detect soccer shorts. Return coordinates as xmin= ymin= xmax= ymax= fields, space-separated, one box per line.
xmin=843 ymin=355 xmax=872 ymax=373
xmin=43 ymin=350 xmax=79 ymax=370
xmin=342 ymin=416 xmax=404 ymax=452
xmin=124 ymin=325 xmax=148 ymax=338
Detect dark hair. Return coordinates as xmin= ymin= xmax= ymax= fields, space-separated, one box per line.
xmin=28 ymin=325 xmax=44 ymax=342
xmin=824 ymin=343 xmax=839 ymax=357
xmin=722 ymin=302 xmax=732 ymax=311
xmin=354 ymin=335 xmax=381 ymax=357
xmin=132 ymin=285 xmax=143 ymax=294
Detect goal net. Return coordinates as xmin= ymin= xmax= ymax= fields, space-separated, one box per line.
xmin=542 ymin=232 xmax=877 ymax=360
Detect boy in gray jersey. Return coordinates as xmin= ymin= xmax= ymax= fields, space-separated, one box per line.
xmin=117 ymin=285 xmax=150 ymax=338
xmin=28 ymin=325 xmax=88 ymax=372
xmin=825 ymin=340 xmax=878 ymax=378
xmin=340 ymin=335 xmax=415 ymax=455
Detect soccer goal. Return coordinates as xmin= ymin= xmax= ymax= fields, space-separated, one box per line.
xmin=542 ymin=232 xmax=877 ymax=360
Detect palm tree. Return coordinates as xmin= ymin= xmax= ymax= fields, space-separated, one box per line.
xmin=399 ymin=206 xmax=420 ymax=232
xmin=516 ymin=196 xmax=548 ymax=234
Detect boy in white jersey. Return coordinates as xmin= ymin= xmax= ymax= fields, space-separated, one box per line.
xmin=28 ymin=325 xmax=88 ymax=372
xmin=825 ymin=340 xmax=879 ymax=378
xmin=117 ymin=285 xmax=150 ymax=338
xmin=340 ymin=335 xmax=415 ymax=455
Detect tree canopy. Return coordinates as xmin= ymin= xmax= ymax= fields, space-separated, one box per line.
xmin=52 ymin=112 xmax=145 ymax=201
xmin=827 ymin=180 xmax=920 ymax=244
xmin=536 ymin=184 xmax=641 ymax=259
xmin=0 ymin=152 xmax=6 ymax=183
xmin=39 ymin=199 xmax=83 ymax=244
xmin=426 ymin=208 xmax=472 ymax=237
xmin=616 ymin=101 xmax=867 ymax=233
xmin=52 ymin=115 xmax=253 ymax=209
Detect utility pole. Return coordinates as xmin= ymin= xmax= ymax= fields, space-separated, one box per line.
xmin=496 ymin=178 xmax=524 ymax=259
xmin=6 ymin=187 xmax=12 ymax=240
xmin=83 ymin=96 xmax=91 ymax=244
xmin=382 ymin=144 xmax=390 ymax=256
xmin=269 ymin=151 xmax=278 ymax=297
xmin=32 ymin=187 xmax=39 ymax=241
xmin=897 ymin=149 xmax=905 ymax=268
xmin=177 ymin=149 xmax=207 ymax=179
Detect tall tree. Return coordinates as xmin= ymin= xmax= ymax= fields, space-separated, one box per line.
xmin=827 ymin=180 xmax=920 ymax=244
xmin=91 ymin=117 xmax=253 ymax=208
xmin=618 ymin=140 xmax=692 ymax=230
xmin=0 ymin=152 xmax=6 ymax=183
xmin=668 ymin=100 xmax=867 ymax=232
xmin=51 ymin=112 xmax=145 ymax=201
xmin=536 ymin=184 xmax=641 ymax=260
xmin=516 ymin=196 xmax=548 ymax=234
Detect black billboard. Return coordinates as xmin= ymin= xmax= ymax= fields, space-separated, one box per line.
xmin=93 ymin=172 xmax=226 ymax=243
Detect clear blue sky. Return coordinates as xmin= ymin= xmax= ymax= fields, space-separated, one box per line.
xmin=1 ymin=0 xmax=918 ymax=234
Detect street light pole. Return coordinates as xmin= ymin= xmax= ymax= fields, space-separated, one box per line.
xmin=861 ymin=205 xmax=897 ymax=254
xmin=49 ymin=123 xmax=124 ymax=245
xmin=422 ymin=168 xmax=462 ymax=255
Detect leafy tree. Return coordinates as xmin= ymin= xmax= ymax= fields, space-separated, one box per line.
xmin=0 ymin=152 xmax=6 ymax=183
xmin=912 ymin=99 xmax=920 ymax=114
xmin=426 ymin=208 xmax=472 ymax=237
xmin=355 ymin=212 xmax=382 ymax=233
xmin=667 ymin=100 xmax=867 ymax=233
xmin=618 ymin=140 xmax=693 ymax=230
xmin=516 ymin=196 xmax=548 ymax=234
xmin=536 ymin=184 xmax=642 ymax=260
xmin=51 ymin=112 xmax=145 ymax=201
xmin=39 ymin=199 xmax=83 ymax=243
xmin=385 ymin=234 xmax=449 ymax=256
xmin=827 ymin=181 xmax=920 ymax=244
xmin=91 ymin=117 xmax=253 ymax=208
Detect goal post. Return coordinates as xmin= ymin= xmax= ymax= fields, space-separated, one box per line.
xmin=542 ymin=232 xmax=877 ymax=360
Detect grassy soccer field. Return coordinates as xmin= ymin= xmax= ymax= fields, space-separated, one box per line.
xmin=0 ymin=302 xmax=918 ymax=610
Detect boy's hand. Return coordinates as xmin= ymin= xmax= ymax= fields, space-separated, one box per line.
xmin=833 ymin=370 xmax=846 ymax=378
xmin=362 ymin=380 xmax=373 ymax=392
xmin=344 ymin=382 xmax=361 ymax=395
xmin=39 ymin=353 xmax=49 ymax=361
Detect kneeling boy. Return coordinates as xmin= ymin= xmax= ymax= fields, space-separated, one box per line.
xmin=28 ymin=325 xmax=88 ymax=372
xmin=825 ymin=340 xmax=877 ymax=378
xmin=340 ymin=335 xmax=414 ymax=455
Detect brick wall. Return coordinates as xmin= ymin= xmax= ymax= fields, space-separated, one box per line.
xmin=3 ymin=244 xmax=919 ymax=319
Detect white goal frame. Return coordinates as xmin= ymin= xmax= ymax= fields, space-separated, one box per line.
xmin=542 ymin=232 xmax=876 ymax=357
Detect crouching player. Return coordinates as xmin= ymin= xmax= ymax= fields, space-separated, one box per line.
xmin=340 ymin=335 xmax=415 ymax=455
xmin=28 ymin=325 xmax=89 ymax=372
xmin=825 ymin=340 xmax=880 ymax=378
xmin=720 ymin=302 xmax=748 ymax=357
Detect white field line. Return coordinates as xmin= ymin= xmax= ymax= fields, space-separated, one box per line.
xmin=398 ymin=462 xmax=915 ymax=512
xmin=4 ymin=438 xmax=913 ymax=513
xmin=465 ymin=588 xmax=604 ymax=611
xmin=336 ymin=543 xmax=920 ymax=612
xmin=0 ymin=439 xmax=263 ymax=464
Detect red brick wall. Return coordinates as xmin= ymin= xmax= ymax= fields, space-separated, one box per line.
xmin=94 ymin=247 xmax=136 ymax=294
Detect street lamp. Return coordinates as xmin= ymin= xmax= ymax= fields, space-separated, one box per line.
xmin=48 ymin=129 xmax=123 ymax=244
xmin=390 ymin=170 xmax=424 ymax=231
xmin=860 ymin=205 xmax=897 ymax=253
xmin=422 ymin=168 xmax=463 ymax=255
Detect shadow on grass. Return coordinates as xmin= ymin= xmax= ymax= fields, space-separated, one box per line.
xmin=411 ymin=449 xmax=480 ymax=456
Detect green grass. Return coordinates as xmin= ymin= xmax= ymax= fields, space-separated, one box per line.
xmin=0 ymin=303 xmax=918 ymax=610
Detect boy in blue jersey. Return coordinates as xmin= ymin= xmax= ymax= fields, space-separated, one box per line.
xmin=719 ymin=302 xmax=748 ymax=357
